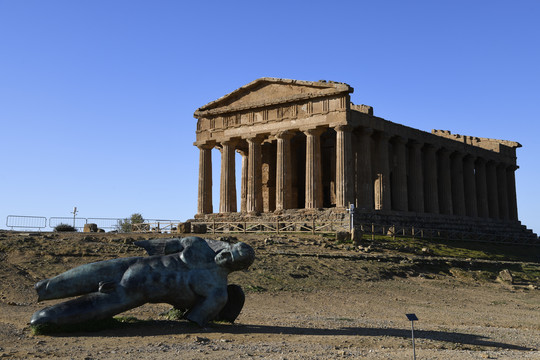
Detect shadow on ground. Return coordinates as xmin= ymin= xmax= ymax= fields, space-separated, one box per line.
xmin=42 ymin=320 xmax=535 ymax=351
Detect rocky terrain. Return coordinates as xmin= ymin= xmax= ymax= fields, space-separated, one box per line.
xmin=0 ymin=230 xmax=539 ymax=359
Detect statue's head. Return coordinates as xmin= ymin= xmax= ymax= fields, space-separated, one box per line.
xmin=215 ymin=242 xmax=255 ymax=271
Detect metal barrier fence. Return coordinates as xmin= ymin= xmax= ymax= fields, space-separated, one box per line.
xmin=49 ymin=217 xmax=90 ymax=230
xmin=132 ymin=221 xmax=180 ymax=233
xmin=6 ymin=215 xmax=47 ymax=230
xmin=5 ymin=215 xmax=180 ymax=232
xmin=5 ymin=215 xmax=538 ymax=245
xmin=196 ymin=219 xmax=350 ymax=234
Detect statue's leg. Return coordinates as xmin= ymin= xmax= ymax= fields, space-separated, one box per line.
xmin=35 ymin=257 xmax=140 ymax=301
xmin=30 ymin=288 xmax=143 ymax=326
xmin=213 ymin=284 xmax=245 ymax=323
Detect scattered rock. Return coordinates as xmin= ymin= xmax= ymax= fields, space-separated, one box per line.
xmin=497 ymin=269 xmax=514 ymax=284
xmin=421 ymin=247 xmax=432 ymax=255
xmin=195 ymin=336 xmax=210 ymax=344
xmin=218 ymin=236 xmax=237 ymax=243
xmin=336 ymin=231 xmax=350 ymax=242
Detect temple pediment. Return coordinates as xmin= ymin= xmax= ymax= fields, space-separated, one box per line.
xmin=194 ymin=78 xmax=353 ymax=117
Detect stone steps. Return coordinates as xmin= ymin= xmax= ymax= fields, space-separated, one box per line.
xmin=353 ymin=211 xmax=538 ymax=244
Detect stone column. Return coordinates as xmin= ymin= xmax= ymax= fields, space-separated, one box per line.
xmin=304 ymin=128 xmax=325 ymax=209
xmin=247 ymin=136 xmax=264 ymax=213
xmin=275 ymin=131 xmax=293 ymax=211
xmin=335 ymin=124 xmax=354 ymax=208
xmin=355 ymin=127 xmax=373 ymax=210
xmin=497 ymin=164 xmax=509 ymax=220
xmin=475 ymin=157 xmax=489 ymax=218
xmin=507 ymin=165 xmax=518 ymax=221
xmin=408 ymin=141 xmax=424 ymax=213
xmin=451 ymin=152 xmax=466 ymax=216
xmin=463 ymin=155 xmax=478 ymax=217
xmin=197 ymin=144 xmax=213 ymax=215
xmin=374 ymin=132 xmax=391 ymax=211
xmin=391 ymin=136 xmax=408 ymax=211
xmin=219 ymin=139 xmax=237 ymax=213
xmin=423 ymin=144 xmax=439 ymax=214
xmin=237 ymin=149 xmax=248 ymax=213
xmin=437 ymin=148 xmax=453 ymax=215
xmin=486 ymin=161 xmax=499 ymax=219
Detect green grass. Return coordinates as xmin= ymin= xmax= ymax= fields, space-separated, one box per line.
xmin=245 ymin=284 xmax=267 ymax=292
xmin=367 ymin=235 xmax=539 ymax=263
xmin=160 ymin=307 xmax=185 ymax=321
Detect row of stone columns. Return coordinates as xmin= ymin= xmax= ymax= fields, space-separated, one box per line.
xmin=197 ymin=125 xmax=519 ymax=222
xmin=197 ymin=124 xmax=354 ymax=215
xmin=354 ymin=128 xmax=519 ymax=221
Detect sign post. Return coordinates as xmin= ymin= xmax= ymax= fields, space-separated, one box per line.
xmin=71 ymin=207 xmax=78 ymax=228
xmin=406 ymin=313 xmax=418 ymax=359
xmin=346 ymin=203 xmax=355 ymax=232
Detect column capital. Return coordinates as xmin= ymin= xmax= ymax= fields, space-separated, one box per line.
xmin=438 ymin=147 xmax=452 ymax=156
xmin=357 ymin=126 xmax=374 ymax=136
xmin=302 ymin=127 xmax=326 ymax=136
xmin=451 ymin=151 xmax=464 ymax=160
xmin=409 ymin=140 xmax=424 ymax=150
xmin=235 ymin=148 xmax=248 ymax=157
xmin=375 ymin=131 xmax=391 ymax=141
xmin=333 ymin=123 xmax=352 ymax=132
xmin=464 ymin=154 xmax=476 ymax=162
xmin=475 ymin=156 xmax=487 ymax=165
xmin=245 ymin=134 xmax=265 ymax=144
xmin=221 ymin=138 xmax=239 ymax=147
xmin=195 ymin=141 xmax=216 ymax=150
xmin=424 ymin=143 xmax=438 ymax=152
xmin=392 ymin=135 xmax=407 ymax=145
xmin=274 ymin=130 xmax=295 ymax=140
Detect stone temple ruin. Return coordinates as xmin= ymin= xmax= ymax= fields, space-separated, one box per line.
xmin=193 ymin=78 xmax=537 ymax=242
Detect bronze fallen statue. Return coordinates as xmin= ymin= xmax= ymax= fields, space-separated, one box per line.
xmin=30 ymin=236 xmax=255 ymax=327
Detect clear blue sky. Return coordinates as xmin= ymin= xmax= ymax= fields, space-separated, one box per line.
xmin=1 ymin=1 xmax=539 ymax=233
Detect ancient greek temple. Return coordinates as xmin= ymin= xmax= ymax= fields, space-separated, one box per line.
xmin=193 ymin=78 xmax=522 ymax=226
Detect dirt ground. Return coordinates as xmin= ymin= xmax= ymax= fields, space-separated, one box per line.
xmin=0 ymin=230 xmax=539 ymax=359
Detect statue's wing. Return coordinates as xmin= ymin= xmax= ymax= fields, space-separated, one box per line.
xmin=134 ymin=238 xmax=184 ymax=256
xmin=134 ymin=237 xmax=233 ymax=256
xmin=204 ymin=239 xmax=233 ymax=253
xmin=179 ymin=237 xmax=217 ymax=268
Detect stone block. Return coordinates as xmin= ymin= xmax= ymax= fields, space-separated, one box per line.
xmin=83 ymin=223 xmax=98 ymax=233
xmin=336 ymin=231 xmax=350 ymax=242
xmin=351 ymin=228 xmax=363 ymax=247
xmin=176 ymin=221 xmax=191 ymax=234
xmin=191 ymin=223 xmax=207 ymax=234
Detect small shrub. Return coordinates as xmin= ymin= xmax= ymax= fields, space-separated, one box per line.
xmin=160 ymin=307 xmax=186 ymax=321
xmin=54 ymin=223 xmax=77 ymax=232
xmin=117 ymin=213 xmax=145 ymax=233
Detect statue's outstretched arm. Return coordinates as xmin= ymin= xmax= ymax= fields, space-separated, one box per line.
xmin=184 ymin=287 xmax=228 ymax=327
